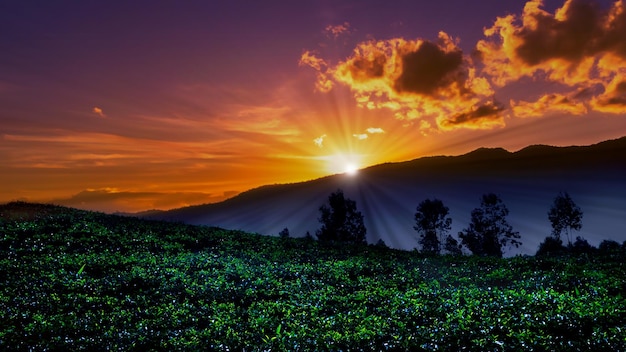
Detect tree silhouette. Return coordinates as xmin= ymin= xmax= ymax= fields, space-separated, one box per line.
xmin=598 ymin=239 xmax=621 ymax=254
xmin=548 ymin=192 xmax=582 ymax=246
xmin=459 ymin=193 xmax=521 ymax=257
xmin=414 ymin=198 xmax=452 ymax=254
xmin=570 ymin=236 xmax=594 ymax=255
xmin=444 ymin=235 xmax=463 ymax=255
xmin=536 ymin=236 xmax=566 ymax=257
xmin=279 ymin=228 xmax=290 ymax=238
xmin=316 ymin=189 xmax=366 ymax=244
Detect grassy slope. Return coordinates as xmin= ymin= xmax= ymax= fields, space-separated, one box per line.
xmin=1 ymin=202 xmax=625 ymax=351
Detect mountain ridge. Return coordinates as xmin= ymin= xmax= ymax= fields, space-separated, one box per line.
xmin=149 ymin=137 xmax=626 ymax=255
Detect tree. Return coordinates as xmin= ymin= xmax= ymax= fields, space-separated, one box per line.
xmin=536 ymin=236 xmax=566 ymax=257
xmin=374 ymin=239 xmax=388 ymax=248
xmin=444 ymin=235 xmax=463 ymax=256
xmin=570 ymin=236 xmax=594 ymax=255
xmin=459 ymin=193 xmax=521 ymax=257
xmin=414 ymin=198 xmax=452 ymax=254
xmin=316 ymin=189 xmax=367 ymax=244
xmin=548 ymin=192 xmax=583 ymax=245
xmin=278 ymin=228 xmax=290 ymax=239
xmin=598 ymin=239 xmax=621 ymax=254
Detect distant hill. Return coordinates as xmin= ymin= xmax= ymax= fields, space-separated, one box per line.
xmin=150 ymin=137 xmax=626 ymax=255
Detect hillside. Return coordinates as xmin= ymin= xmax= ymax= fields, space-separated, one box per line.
xmin=152 ymin=137 xmax=626 ymax=255
xmin=1 ymin=202 xmax=625 ymax=350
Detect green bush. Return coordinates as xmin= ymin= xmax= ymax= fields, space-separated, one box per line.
xmin=1 ymin=202 xmax=625 ymax=350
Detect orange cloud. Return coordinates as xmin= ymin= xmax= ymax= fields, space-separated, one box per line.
xmin=299 ymin=51 xmax=334 ymax=92
xmin=92 ymin=106 xmax=105 ymax=117
xmin=591 ymin=75 xmax=626 ymax=113
xmin=324 ymin=22 xmax=352 ymax=39
xmin=477 ymin=0 xmax=626 ymax=87
xmin=511 ymin=93 xmax=588 ymax=118
xmin=353 ymin=133 xmax=368 ymax=140
xmin=299 ymin=50 xmax=326 ymax=71
xmin=438 ymin=101 xmax=506 ymax=131
xmin=320 ymin=32 xmax=497 ymax=130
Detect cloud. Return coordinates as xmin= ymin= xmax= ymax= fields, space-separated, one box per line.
xmin=301 ymin=1 xmax=626 ymax=132
xmin=477 ymin=0 xmax=626 ymax=94
xmin=418 ymin=120 xmax=433 ymax=135
xmin=591 ymin=76 xmax=626 ymax=113
xmin=393 ymin=40 xmax=465 ymax=96
xmin=299 ymin=51 xmax=334 ymax=92
xmin=352 ymin=127 xmax=385 ymax=140
xmin=366 ymin=127 xmax=385 ymax=134
xmin=299 ymin=50 xmax=327 ymax=71
xmin=324 ymin=22 xmax=352 ymax=39
xmin=323 ymin=32 xmax=496 ymax=130
xmin=92 ymin=106 xmax=105 ymax=117
xmin=438 ymin=101 xmax=506 ymax=131
xmin=511 ymin=92 xmax=588 ymax=118
xmin=314 ymin=134 xmax=327 ymax=147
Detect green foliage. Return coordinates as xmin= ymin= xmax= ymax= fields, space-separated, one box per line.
xmin=548 ymin=192 xmax=583 ymax=245
xmin=414 ymin=198 xmax=452 ymax=254
xmin=459 ymin=193 xmax=521 ymax=257
xmin=1 ymin=202 xmax=625 ymax=351
xmin=316 ymin=189 xmax=366 ymax=244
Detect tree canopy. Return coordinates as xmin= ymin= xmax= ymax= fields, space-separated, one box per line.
xmin=548 ymin=192 xmax=583 ymax=245
xmin=316 ymin=189 xmax=367 ymax=244
xmin=414 ymin=198 xmax=452 ymax=254
xmin=459 ymin=193 xmax=521 ymax=257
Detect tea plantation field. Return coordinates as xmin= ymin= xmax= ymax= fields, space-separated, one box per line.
xmin=1 ymin=202 xmax=625 ymax=350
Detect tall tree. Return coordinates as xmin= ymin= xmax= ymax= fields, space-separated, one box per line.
xmin=316 ymin=189 xmax=367 ymax=244
xmin=547 ymin=191 xmax=583 ymax=245
xmin=444 ymin=235 xmax=463 ymax=256
xmin=414 ymin=198 xmax=452 ymax=254
xmin=459 ymin=193 xmax=521 ymax=257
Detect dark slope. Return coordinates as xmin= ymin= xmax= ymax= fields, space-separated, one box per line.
xmin=151 ymin=137 xmax=626 ymax=255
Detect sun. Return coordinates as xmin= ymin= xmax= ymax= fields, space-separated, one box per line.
xmin=326 ymin=153 xmax=362 ymax=176
xmin=344 ymin=163 xmax=358 ymax=175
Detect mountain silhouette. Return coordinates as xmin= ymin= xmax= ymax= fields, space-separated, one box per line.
xmin=150 ymin=137 xmax=626 ymax=255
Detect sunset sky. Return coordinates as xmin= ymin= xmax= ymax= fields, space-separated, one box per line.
xmin=2 ymin=0 xmax=626 ymax=213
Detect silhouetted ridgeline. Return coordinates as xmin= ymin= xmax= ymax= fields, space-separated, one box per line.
xmin=149 ymin=137 xmax=626 ymax=256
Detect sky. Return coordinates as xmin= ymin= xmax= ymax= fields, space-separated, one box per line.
xmin=2 ymin=0 xmax=626 ymax=213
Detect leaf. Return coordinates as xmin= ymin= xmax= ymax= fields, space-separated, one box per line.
xmin=276 ymin=323 xmax=282 ymax=335
xmin=77 ymin=263 xmax=86 ymax=276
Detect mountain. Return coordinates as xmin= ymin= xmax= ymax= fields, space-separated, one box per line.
xmin=149 ymin=137 xmax=626 ymax=256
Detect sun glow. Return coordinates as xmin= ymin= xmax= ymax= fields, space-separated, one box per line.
xmin=344 ymin=163 xmax=358 ymax=175
xmin=326 ymin=153 xmax=362 ymax=175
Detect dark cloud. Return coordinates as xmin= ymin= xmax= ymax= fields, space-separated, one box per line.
xmin=394 ymin=41 xmax=465 ymax=96
xmin=326 ymin=34 xmax=496 ymax=130
xmin=515 ymin=0 xmax=603 ymax=65
xmin=439 ymin=101 xmax=505 ymax=130
xmin=478 ymin=0 xmax=626 ymax=113
xmin=592 ymin=78 xmax=626 ymax=112
xmin=346 ymin=50 xmax=387 ymax=82
xmin=599 ymin=0 xmax=626 ymax=57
